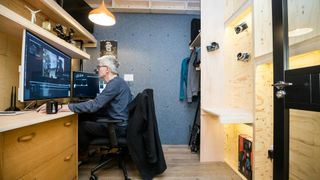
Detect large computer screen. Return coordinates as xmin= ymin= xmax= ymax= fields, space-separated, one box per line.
xmin=19 ymin=30 xmax=71 ymax=102
xmin=72 ymin=71 xmax=99 ymax=99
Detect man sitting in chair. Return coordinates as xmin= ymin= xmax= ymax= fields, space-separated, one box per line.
xmin=59 ymin=55 xmax=132 ymax=160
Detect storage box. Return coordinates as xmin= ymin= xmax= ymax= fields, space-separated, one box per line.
xmin=238 ymin=134 xmax=253 ymax=180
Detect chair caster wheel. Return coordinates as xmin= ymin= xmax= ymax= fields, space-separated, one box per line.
xmin=90 ymin=174 xmax=98 ymax=180
xmin=125 ymin=177 xmax=131 ymax=180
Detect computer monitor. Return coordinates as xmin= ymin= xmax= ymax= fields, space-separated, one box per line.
xmin=19 ymin=30 xmax=71 ymax=102
xmin=72 ymin=71 xmax=99 ymax=99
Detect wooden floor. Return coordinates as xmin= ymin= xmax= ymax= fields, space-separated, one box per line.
xmin=78 ymin=145 xmax=241 ymax=180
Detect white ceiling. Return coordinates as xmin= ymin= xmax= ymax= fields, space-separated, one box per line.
xmin=84 ymin=0 xmax=200 ymax=15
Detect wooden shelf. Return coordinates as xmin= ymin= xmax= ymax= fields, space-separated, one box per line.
xmin=25 ymin=0 xmax=97 ymax=45
xmin=189 ymin=32 xmax=200 ymax=49
xmin=255 ymin=35 xmax=320 ymax=65
xmin=202 ymin=107 xmax=253 ymax=124
xmin=0 ymin=4 xmax=90 ymax=59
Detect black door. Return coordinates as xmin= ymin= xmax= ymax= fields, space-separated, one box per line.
xmin=272 ymin=0 xmax=320 ymax=179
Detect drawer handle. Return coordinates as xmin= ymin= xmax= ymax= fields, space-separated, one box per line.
xmin=64 ymin=153 xmax=73 ymax=161
xmin=64 ymin=122 xmax=72 ymax=127
xmin=17 ymin=133 xmax=35 ymax=142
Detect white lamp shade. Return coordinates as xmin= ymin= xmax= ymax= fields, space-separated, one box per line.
xmin=89 ymin=13 xmax=115 ymax=26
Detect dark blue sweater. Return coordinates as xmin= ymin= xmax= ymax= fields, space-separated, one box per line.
xmin=68 ymin=76 xmax=132 ymax=124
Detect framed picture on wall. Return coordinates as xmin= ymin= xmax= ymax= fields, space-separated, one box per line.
xmin=100 ymin=40 xmax=117 ymax=58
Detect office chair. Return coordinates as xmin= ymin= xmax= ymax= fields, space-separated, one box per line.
xmin=87 ymin=93 xmax=141 ymax=180
xmin=87 ymin=89 xmax=166 ymax=180
xmin=88 ymin=118 xmax=130 ymax=180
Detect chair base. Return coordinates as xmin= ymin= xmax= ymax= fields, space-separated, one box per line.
xmin=90 ymin=148 xmax=130 ymax=180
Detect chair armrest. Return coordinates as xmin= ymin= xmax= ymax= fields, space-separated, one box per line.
xmin=96 ymin=118 xmax=124 ymax=123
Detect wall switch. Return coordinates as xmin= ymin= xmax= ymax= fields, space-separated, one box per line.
xmin=124 ymin=74 xmax=134 ymax=82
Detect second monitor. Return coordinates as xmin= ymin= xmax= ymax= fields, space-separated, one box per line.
xmin=73 ymin=71 xmax=100 ymax=99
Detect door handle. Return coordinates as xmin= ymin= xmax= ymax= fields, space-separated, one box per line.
xmin=272 ymin=81 xmax=293 ymax=90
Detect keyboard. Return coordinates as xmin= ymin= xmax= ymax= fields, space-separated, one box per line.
xmin=0 ymin=111 xmax=16 ymax=114
xmin=0 ymin=111 xmax=25 ymax=116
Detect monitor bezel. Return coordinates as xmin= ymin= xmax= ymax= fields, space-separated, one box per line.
xmin=19 ymin=29 xmax=72 ymax=102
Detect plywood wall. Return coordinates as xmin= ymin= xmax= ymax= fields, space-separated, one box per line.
xmin=0 ymin=32 xmax=23 ymax=110
xmin=289 ymin=110 xmax=320 ymax=180
xmin=225 ymin=0 xmax=247 ymax=21
xmin=253 ymin=0 xmax=272 ymax=58
xmin=288 ymin=0 xmax=320 ymax=45
xmin=254 ymin=63 xmax=273 ymax=180
xmin=224 ymin=11 xmax=254 ymax=112
xmin=223 ymin=6 xmax=254 ymax=175
xmin=254 ymin=0 xmax=320 ymax=58
xmin=289 ymin=50 xmax=320 ymax=69
xmin=200 ymin=0 xmax=225 ymax=110
xmin=200 ymin=112 xmax=225 ymax=162
xmin=200 ymin=0 xmax=225 ymax=162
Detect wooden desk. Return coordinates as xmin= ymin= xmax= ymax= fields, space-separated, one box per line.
xmin=0 ymin=112 xmax=78 ymax=180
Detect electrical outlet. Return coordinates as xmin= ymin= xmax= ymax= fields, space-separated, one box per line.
xmin=124 ymin=74 xmax=134 ymax=82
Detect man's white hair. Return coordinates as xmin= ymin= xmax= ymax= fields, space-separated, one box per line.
xmin=98 ymin=55 xmax=119 ymax=74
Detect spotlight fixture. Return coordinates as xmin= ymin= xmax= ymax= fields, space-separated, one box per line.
xmin=235 ymin=22 xmax=248 ymax=34
xmin=237 ymin=52 xmax=250 ymax=62
xmin=206 ymin=42 xmax=219 ymax=52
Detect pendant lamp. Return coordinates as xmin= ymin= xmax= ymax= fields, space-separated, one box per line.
xmin=88 ymin=0 xmax=115 ymax=26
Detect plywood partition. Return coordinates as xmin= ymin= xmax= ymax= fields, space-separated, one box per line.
xmin=224 ymin=11 xmax=254 ymax=112
xmin=200 ymin=0 xmax=225 ymax=162
xmin=0 ymin=32 xmax=23 ymax=110
xmin=289 ymin=110 xmax=320 ymax=180
xmin=200 ymin=112 xmax=225 ymax=162
xmin=289 ymin=50 xmax=320 ymax=69
xmin=224 ymin=0 xmax=247 ymax=21
xmin=288 ymin=0 xmax=320 ymax=45
xmin=253 ymin=0 xmax=272 ymax=58
xmin=254 ymin=0 xmax=320 ymax=58
xmin=254 ymin=63 xmax=273 ymax=180
xmin=201 ymin=0 xmax=225 ymax=110
xmin=223 ymin=7 xmax=255 ymax=177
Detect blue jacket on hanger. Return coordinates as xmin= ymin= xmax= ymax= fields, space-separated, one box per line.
xmin=179 ymin=57 xmax=190 ymax=101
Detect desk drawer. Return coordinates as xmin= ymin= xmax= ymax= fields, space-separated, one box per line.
xmin=22 ymin=145 xmax=77 ymax=180
xmin=2 ymin=115 xmax=77 ymax=179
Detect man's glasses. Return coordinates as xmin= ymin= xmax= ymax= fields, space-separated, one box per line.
xmin=96 ymin=65 xmax=108 ymax=69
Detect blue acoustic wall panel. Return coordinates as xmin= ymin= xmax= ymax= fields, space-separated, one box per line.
xmin=84 ymin=13 xmax=199 ymax=144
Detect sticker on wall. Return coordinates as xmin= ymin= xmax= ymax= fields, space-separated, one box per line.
xmin=100 ymin=40 xmax=117 ymax=58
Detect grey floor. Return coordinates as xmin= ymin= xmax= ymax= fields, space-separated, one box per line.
xmin=78 ymin=145 xmax=242 ymax=180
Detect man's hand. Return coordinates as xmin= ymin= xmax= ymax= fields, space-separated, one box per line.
xmin=59 ymin=104 xmax=71 ymax=112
